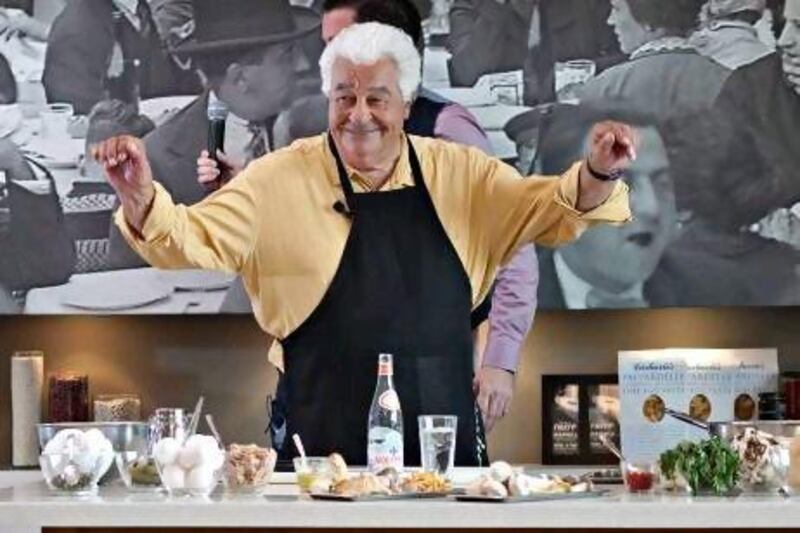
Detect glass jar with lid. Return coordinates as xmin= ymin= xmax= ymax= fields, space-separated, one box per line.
xmin=94 ymin=394 xmax=141 ymax=422
xmin=48 ymin=372 xmax=89 ymax=422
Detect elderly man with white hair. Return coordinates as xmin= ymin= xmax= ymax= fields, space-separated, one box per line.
xmin=92 ymin=22 xmax=633 ymax=467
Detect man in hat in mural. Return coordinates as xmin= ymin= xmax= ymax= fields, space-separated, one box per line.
xmin=93 ymin=22 xmax=634 ymax=466
xmin=107 ymin=0 xmax=321 ymax=269
xmin=690 ymin=0 xmax=773 ymax=70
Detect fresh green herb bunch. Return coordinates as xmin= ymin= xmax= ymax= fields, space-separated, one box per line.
xmin=659 ymin=437 xmax=740 ymax=495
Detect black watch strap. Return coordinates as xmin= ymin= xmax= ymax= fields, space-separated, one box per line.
xmin=586 ymin=160 xmax=624 ymax=181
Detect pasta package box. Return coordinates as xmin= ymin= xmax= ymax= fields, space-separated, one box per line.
xmin=618 ymin=348 xmax=778 ymax=462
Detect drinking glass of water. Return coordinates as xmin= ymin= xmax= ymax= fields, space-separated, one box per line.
xmin=418 ymin=415 xmax=457 ymax=479
xmin=554 ymin=59 xmax=596 ymax=104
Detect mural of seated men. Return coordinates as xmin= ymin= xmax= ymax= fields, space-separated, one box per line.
xmin=515 ymin=105 xmax=759 ymax=309
xmin=690 ymin=0 xmax=773 ymax=70
xmin=580 ymin=0 xmax=730 ymax=120
xmin=446 ymin=0 xmax=622 ymax=105
xmin=42 ymin=0 xmax=202 ymax=115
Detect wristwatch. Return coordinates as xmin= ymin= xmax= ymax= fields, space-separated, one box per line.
xmin=586 ymin=160 xmax=624 ymax=182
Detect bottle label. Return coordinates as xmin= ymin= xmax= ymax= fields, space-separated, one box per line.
xmin=378 ymin=390 xmax=401 ymax=411
xmin=367 ymin=427 xmax=403 ymax=471
xmin=378 ymin=361 xmax=393 ymax=376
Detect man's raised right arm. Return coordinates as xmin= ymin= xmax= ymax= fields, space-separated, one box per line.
xmin=92 ymin=135 xmax=259 ymax=273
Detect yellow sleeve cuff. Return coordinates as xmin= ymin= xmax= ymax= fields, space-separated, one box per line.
xmin=554 ymin=161 xmax=632 ymax=224
xmin=113 ymin=181 xmax=177 ymax=246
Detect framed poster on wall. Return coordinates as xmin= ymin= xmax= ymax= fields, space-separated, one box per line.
xmin=542 ymin=374 xmax=619 ymax=465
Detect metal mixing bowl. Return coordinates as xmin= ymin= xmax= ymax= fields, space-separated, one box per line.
xmin=37 ymin=422 xmax=149 ymax=484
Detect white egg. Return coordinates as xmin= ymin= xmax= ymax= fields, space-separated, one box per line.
xmin=62 ymin=464 xmax=81 ymax=487
xmin=488 ymin=461 xmax=513 ymax=484
xmin=182 ymin=435 xmax=223 ymax=469
xmin=94 ymin=449 xmax=115 ymax=479
xmin=178 ymin=445 xmax=203 ymax=470
xmin=154 ymin=438 xmax=181 ymax=466
xmin=481 ymin=478 xmax=508 ymax=498
xmin=72 ymin=447 xmax=98 ymax=474
xmin=183 ymin=434 xmax=210 ymax=451
xmin=185 ymin=465 xmax=215 ymax=490
xmin=44 ymin=429 xmax=84 ymax=454
xmin=84 ymin=429 xmax=109 ymax=451
xmin=161 ymin=464 xmax=186 ymax=489
xmin=207 ymin=447 xmax=225 ymax=471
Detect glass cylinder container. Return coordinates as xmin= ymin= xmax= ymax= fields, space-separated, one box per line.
xmin=94 ymin=394 xmax=141 ymax=422
xmin=48 ymin=373 xmax=89 ymax=423
xmin=11 ymin=351 xmax=44 ymax=467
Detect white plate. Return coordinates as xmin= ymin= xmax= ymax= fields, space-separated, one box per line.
xmin=60 ymin=272 xmax=173 ymax=311
xmin=468 ymin=105 xmax=531 ymax=131
xmin=157 ymin=269 xmax=235 ymax=292
xmin=139 ymin=95 xmax=196 ymax=126
xmin=21 ymin=137 xmax=84 ymax=169
xmin=432 ymin=87 xmax=497 ymax=108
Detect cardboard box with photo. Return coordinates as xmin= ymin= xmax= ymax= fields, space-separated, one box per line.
xmin=542 ymin=374 xmax=619 ymax=465
xmin=618 ymin=348 xmax=778 ymax=463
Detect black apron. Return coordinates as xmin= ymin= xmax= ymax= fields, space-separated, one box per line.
xmin=273 ymin=135 xmax=487 ymax=467
xmin=407 ymin=94 xmax=493 ymax=328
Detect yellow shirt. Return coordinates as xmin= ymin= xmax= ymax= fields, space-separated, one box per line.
xmin=116 ymin=134 xmax=631 ymax=369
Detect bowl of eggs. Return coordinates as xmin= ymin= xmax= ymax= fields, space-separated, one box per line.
xmin=38 ymin=428 xmax=115 ymax=496
xmin=153 ymin=434 xmax=224 ymax=497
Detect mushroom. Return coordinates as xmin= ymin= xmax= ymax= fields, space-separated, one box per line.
xmin=489 ymin=461 xmax=514 ymax=484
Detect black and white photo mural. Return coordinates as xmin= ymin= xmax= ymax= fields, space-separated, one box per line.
xmin=0 ymin=0 xmax=797 ymax=315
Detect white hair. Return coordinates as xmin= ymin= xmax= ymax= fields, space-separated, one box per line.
xmin=319 ymin=22 xmax=421 ymax=103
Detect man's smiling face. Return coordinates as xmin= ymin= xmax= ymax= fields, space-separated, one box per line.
xmin=328 ymin=57 xmax=410 ymax=171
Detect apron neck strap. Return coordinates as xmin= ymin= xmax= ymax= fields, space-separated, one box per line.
xmin=327 ymin=133 xmax=357 ymax=214
xmin=327 ymin=133 xmax=425 ymax=215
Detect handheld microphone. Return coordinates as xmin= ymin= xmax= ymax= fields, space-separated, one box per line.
xmin=207 ymin=96 xmax=228 ymax=164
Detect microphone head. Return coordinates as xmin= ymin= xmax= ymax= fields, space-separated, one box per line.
xmin=333 ymin=200 xmax=353 ymax=217
xmin=207 ymin=96 xmax=229 ymax=121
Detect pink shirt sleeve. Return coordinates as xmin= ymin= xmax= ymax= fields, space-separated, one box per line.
xmin=435 ymin=101 xmax=538 ymax=373
xmin=433 ymin=102 xmax=494 ymax=154
xmin=482 ymin=243 xmax=539 ymax=372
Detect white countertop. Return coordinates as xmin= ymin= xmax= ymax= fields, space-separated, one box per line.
xmin=2 ymin=469 xmax=800 ymax=529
